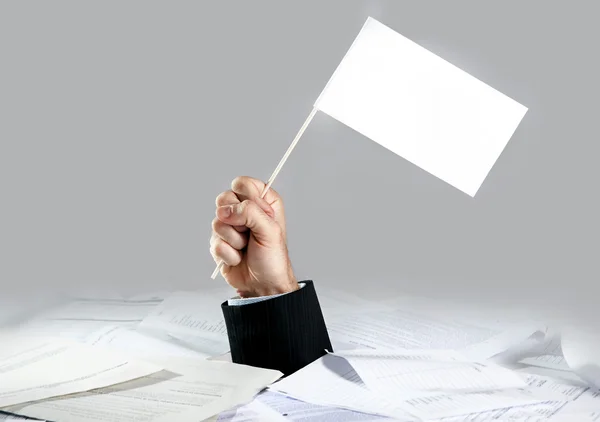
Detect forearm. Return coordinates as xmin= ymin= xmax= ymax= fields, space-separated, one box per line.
xmin=221 ymin=280 xmax=332 ymax=376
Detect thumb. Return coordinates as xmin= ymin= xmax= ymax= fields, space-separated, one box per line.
xmin=217 ymin=199 xmax=279 ymax=244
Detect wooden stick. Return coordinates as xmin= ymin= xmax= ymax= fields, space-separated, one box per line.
xmin=211 ymin=107 xmax=319 ymax=280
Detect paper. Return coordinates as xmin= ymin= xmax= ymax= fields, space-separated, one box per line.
xmin=326 ymin=307 xmax=540 ymax=361
xmin=315 ymin=17 xmax=528 ymax=197
xmin=13 ymin=318 xmax=137 ymax=342
xmin=399 ymin=390 xmax=545 ymax=421
xmin=520 ymin=333 xmax=570 ymax=371
xmin=269 ymin=354 xmax=414 ymax=420
xmin=517 ymin=365 xmax=586 ymax=387
xmin=550 ymin=410 xmax=600 ymax=421
xmin=437 ymin=374 xmax=600 ymax=421
xmin=524 ymin=374 xmax=600 ymax=412
xmin=334 ymin=349 xmax=526 ymax=396
xmin=0 ymin=334 xmax=161 ymax=407
xmin=0 ymin=413 xmax=44 ymax=422
xmin=139 ymin=291 xmax=230 ymax=357
xmin=39 ymin=298 xmax=161 ymax=322
xmin=435 ymin=401 xmax=568 ymax=421
xmin=312 ymin=286 xmax=388 ymax=321
xmin=217 ymin=400 xmax=286 ymax=422
xmin=559 ymin=326 xmax=600 ymax=389
xmin=219 ymin=391 xmax=395 ymax=422
xmin=8 ymin=358 xmax=282 ymax=422
xmin=83 ymin=325 xmax=212 ymax=359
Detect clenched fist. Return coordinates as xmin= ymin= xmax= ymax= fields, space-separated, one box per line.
xmin=210 ymin=176 xmax=298 ymax=298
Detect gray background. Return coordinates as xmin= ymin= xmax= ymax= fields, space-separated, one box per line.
xmin=1 ymin=1 xmax=598 ymax=323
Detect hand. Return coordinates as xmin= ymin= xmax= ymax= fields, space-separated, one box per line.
xmin=210 ymin=176 xmax=298 ymax=298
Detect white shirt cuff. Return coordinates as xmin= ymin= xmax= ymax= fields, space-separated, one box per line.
xmin=227 ymin=283 xmax=305 ymax=306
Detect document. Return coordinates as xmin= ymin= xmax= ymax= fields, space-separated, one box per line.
xmin=326 ymin=307 xmax=540 ymax=360
xmin=12 ymin=319 xmax=128 ymax=342
xmin=217 ymin=400 xmax=286 ymax=422
xmin=83 ymin=325 xmax=212 ymax=359
xmin=550 ymin=411 xmax=600 ymax=421
xmin=520 ymin=333 xmax=570 ymax=371
xmin=270 ymin=353 xmax=546 ymax=420
xmin=524 ymin=374 xmax=600 ymax=411
xmin=0 ymin=413 xmax=44 ymax=422
xmin=437 ymin=374 xmax=600 ymax=421
xmin=38 ymin=297 xmax=162 ymax=322
xmin=397 ymin=390 xmax=544 ymax=421
xmin=219 ymin=391 xmax=396 ymax=422
xmin=434 ymin=401 xmax=567 ymax=421
xmin=0 ymin=334 xmax=161 ymax=407
xmin=333 ymin=349 xmax=526 ymax=396
xmin=139 ymin=291 xmax=230 ymax=356
xmin=8 ymin=358 xmax=283 ymax=422
xmin=311 ymin=286 xmax=387 ymax=322
xmin=269 ymin=354 xmax=414 ymax=420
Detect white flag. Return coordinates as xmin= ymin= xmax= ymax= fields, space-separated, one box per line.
xmin=315 ymin=17 xmax=528 ymax=197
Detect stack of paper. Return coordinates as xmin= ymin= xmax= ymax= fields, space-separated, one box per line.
xmin=5 ymin=358 xmax=282 ymax=422
xmin=0 ymin=288 xmax=287 ymax=422
xmin=269 ymin=351 xmax=547 ymax=420
xmin=325 ymin=301 xmax=544 ymax=361
xmin=0 ymin=334 xmax=162 ymax=408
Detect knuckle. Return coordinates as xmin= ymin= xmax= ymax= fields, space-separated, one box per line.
xmin=211 ymin=217 xmax=220 ymax=232
xmin=231 ymin=176 xmax=248 ymax=192
xmin=240 ymin=199 xmax=253 ymax=212
xmin=209 ymin=243 xmax=218 ymax=257
xmin=215 ymin=191 xmax=232 ymax=206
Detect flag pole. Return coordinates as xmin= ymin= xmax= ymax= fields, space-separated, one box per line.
xmin=211 ymin=107 xmax=319 ymax=280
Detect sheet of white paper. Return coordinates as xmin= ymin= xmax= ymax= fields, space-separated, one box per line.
xmin=39 ymin=298 xmax=161 ymax=322
xmin=8 ymin=358 xmax=282 ymax=422
xmin=83 ymin=325 xmax=212 ymax=359
xmin=438 ymin=374 xmax=600 ymax=421
xmin=520 ymin=333 xmax=570 ymax=371
xmin=517 ymin=365 xmax=587 ymax=387
xmin=550 ymin=410 xmax=600 ymax=421
xmin=217 ymin=399 xmax=286 ymax=422
xmin=219 ymin=391 xmax=396 ymax=422
xmin=269 ymin=354 xmax=414 ymax=420
xmin=315 ymin=17 xmax=528 ymax=197
xmin=139 ymin=291 xmax=230 ymax=357
xmin=326 ymin=307 xmax=539 ymax=361
xmin=312 ymin=286 xmax=387 ymax=322
xmin=398 ymin=390 xmax=544 ymax=421
xmin=558 ymin=326 xmax=600 ymax=389
xmin=0 ymin=413 xmax=44 ymax=422
xmin=334 ymin=349 xmax=526 ymax=396
xmin=140 ymin=291 xmax=227 ymax=337
xmin=11 ymin=317 xmax=139 ymax=343
xmin=434 ymin=400 xmax=567 ymax=421
xmin=523 ymin=374 xmax=600 ymax=412
xmin=270 ymin=354 xmax=541 ymax=420
xmin=209 ymin=352 xmax=233 ymax=363
xmin=0 ymin=334 xmax=161 ymax=407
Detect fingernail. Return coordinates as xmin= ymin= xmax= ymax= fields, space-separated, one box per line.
xmin=218 ymin=205 xmax=232 ymax=218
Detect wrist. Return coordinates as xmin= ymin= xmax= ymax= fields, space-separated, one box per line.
xmin=244 ymin=268 xmax=298 ymax=298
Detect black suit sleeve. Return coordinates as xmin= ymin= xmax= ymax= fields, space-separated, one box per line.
xmin=221 ymin=280 xmax=332 ymax=376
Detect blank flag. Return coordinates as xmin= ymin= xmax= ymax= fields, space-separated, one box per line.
xmin=315 ymin=17 xmax=528 ymax=197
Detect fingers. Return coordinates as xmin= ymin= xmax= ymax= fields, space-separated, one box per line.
xmin=210 ymin=237 xmax=242 ymax=267
xmin=231 ymin=176 xmax=282 ymax=208
xmin=216 ymin=187 xmax=249 ymax=233
xmin=216 ymin=199 xmax=280 ymax=245
xmin=216 ymin=190 xmax=240 ymax=207
xmin=211 ymin=218 xmax=248 ymax=250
